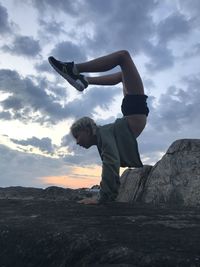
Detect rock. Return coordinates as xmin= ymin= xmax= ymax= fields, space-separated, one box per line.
xmin=144 ymin=139 xmax=200 ymax=206
xmin=91 ymin=184 xmax=100 ymax=190
xmin=117 ymin=166 xmax=152 ymax=203
xmin=0 ymin=186 xmax=96 ymax=201
xmin=118 ymin=139 xmax=200 ymax=207
xmin=88 ymin=184 xmax=100 ymax=193
xmin=0 ymin=186 xmax=43 ymax=199
xmin=0 ymin=199 xmax=200 ymax=267
xmin=43 ymin=186 xmax=93 ymax=200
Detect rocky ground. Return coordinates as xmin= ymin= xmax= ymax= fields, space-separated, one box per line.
xmin=0 ymin=198 xmax=200 ymax=267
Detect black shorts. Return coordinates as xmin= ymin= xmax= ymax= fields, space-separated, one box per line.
xmin=121 ymin=94 xmax=149 ymax=116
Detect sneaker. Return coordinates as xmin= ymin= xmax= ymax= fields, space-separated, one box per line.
xmin=48 ymin=56 xmax=88 ymax=91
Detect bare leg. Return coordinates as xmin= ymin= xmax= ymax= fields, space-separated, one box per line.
xmin=87 ymin=72 xmax=128 ymax=96
xmin=86 ymin=72 xmax=122 ymax=86
xmin=76 ymin=50 xmax=144 ymax=95
xmin=76 ymin=50 xmax=146 ymax=137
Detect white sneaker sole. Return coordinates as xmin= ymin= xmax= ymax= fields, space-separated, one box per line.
xmin=49 ymin=59 xmax=84 ymax=92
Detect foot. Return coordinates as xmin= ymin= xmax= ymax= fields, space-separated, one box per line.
xmin=48 ymin=56 xmax=88 ymax=91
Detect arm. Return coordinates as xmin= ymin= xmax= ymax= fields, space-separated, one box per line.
xmin=98 ymin=143 xmax=121 ymax=203
xmin=77 ymin=148 xmax=120 ymax=205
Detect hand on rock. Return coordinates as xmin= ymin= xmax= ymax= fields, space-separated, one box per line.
xmin=77 ymin=197 xmax=99 ymax=205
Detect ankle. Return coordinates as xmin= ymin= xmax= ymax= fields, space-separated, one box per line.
xmin=73 ymin=63 xmax=80 ymax=75
xmin=84 ymin=76 xmax=89 ymax=84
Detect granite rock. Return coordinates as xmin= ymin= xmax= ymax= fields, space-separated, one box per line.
xmin=0 ymin=199 xmax=200 ymax=267
xmin=117 ymin=166 xmax=152 ymax=203
xmin=118 ymin=139 xmax=200 ymax=207
xmin=144 ymin=139 xmax=200 ymax=206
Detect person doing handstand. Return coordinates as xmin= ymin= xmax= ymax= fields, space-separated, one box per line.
xmin=48 ymin=50 xmax=149 ymax=204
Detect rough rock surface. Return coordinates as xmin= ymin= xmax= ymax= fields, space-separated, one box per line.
xmin=0 ymin=186 xmax=96 ymax=200
xmin=144 ymin=139 xmax=200 ymax=206
xmin=0 ymin=199 xmax=200 ymax=267
xmin=117 ymin=166 xmax=152 ymax=203
xmin=118 ymin=139 xmax=200 ymax=207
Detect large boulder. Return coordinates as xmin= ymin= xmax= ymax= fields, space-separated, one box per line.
xmin=117 ymin=165 xmax=152 ymax=202
xmin=118 ymin=139 xmax=200 ymax=207
xmin=144 ymin=139 xmax=200 ymax=206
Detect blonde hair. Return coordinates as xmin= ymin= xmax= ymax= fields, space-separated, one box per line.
xmin=70 ymin=116 xmax=98 ymax=137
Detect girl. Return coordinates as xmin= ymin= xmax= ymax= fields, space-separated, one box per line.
xmin=49 ymin=50 xmax=149 ymax=204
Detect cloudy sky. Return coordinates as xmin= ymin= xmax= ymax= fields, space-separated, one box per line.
xmin=0 ymin=0 xmax=199 ymax=189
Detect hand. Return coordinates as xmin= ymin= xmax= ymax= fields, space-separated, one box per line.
xmin=77 ymin=197 xmax=99 ymax=205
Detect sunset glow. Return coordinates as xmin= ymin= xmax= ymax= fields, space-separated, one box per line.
xmin=39 ymin=165 xmax=102 ymax=188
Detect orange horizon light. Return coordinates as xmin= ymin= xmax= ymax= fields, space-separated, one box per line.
xmin=39 ymin=165 xmax=101 ymax=189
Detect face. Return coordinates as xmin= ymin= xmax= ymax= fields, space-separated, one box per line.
xmin=74 ymin=129 xmax=93 ymax=149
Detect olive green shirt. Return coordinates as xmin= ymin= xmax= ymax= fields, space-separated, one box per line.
xmin=96 ymin=117 xmax=143 ymax=202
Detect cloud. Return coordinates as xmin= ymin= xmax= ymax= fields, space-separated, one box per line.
xmin=30 ymin=0 xmax=81 ymax=15
xmin=183 ymin=43 xmax=200 ymax=58
xmin=30 ymin=0 xmax=159 ymax=62
xmin=61 ymin=132 xmax=75 ymax=151
xmin=178 ymin=0 xmax=200 ymax=21
xmin=81 ymin=0 xmax=157 ymax=55
xmin=2 ymin=35 xmax=41 ymax=57
xmin=144 ymin=41 xmax=174 ymax=72
xmin=0 ymin=3 xmax=13 ymax=34
xmin=0 ymin=68 xmax=120 ymax=123
xmin=0 ymin=111 xmax=11 ymax=120
xmin=63 ymin=145 xmax=101 ymax=167
xmin=29 ymin=0 xmax=191 ymax=74
xmin=31 ymin=0 xmax=184 ymax=74
xmin=0 ymin=69 xmax=66 ymax=123
xmin=49 ymin=41 xmax=87 ymax=62
xmin=143 ymin=11 xmax=191 ymax=73
xmin=37 ymin=18 xmax=67 ymax=43
xmin=66 ymin=86 xmax=120 ymax=118
xmin=18 ymin=0 xmax=199 ymax=75
xmin=39 ymin=18 xmax=66 ymax=36
xmin=34 ymin=60 xmax=52 ymax=73
xmin=0 ymin=144 xmax=73 ymax=187
xmin=11 ymin=136 xmax=56 ymax=154
xmin=157 ymin=12 xmax=191 ymax=44
xmin=149 ymin=73 xmax=200 ymax=132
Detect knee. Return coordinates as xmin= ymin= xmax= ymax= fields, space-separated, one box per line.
xmin=118 ymin=50 xmax=131 ymax=63
xmin=119 ymin=50 xmax=130 ymax=56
